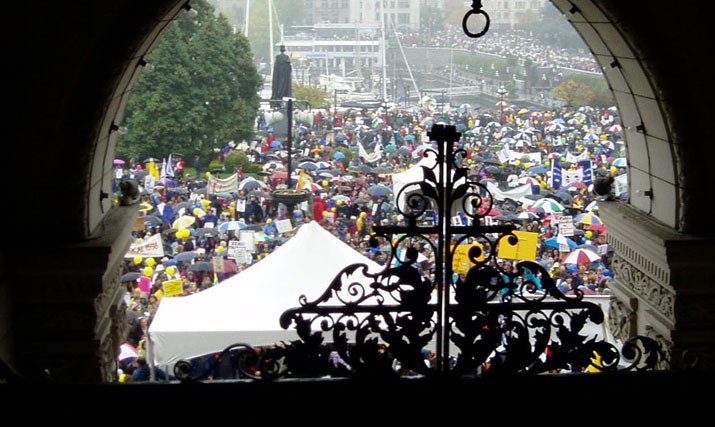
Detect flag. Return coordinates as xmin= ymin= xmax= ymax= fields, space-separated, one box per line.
xmin=213 ymin=272 xmax=219 ymax=286
xmin=578 ymin=160 xmax=594 ymax=187
xmin=166 ymin=154 xmax=174 ymax=177
xmin=160 ymin=158 xmax=167 ymax=179
xmin=551 ymin=157 xmax=562 ymax=189
xmin=161 ymin=203 xmax=174 ymax=225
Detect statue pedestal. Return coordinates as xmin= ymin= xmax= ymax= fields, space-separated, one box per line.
xmin=271 ymin=111 xmax=289 ymax=138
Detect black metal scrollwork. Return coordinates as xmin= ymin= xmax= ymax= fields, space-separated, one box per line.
xmin=174 ymin=125 xmax=667 ymax=382
xmin=275 ymin=124 xmax=665 ymax=379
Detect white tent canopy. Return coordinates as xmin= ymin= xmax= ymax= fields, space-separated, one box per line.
xmin=148 ymin=221 xmax=382 ymax=367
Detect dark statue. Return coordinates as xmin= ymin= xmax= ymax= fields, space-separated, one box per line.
xmin=271 ymin=45 xmax=292 ymax=109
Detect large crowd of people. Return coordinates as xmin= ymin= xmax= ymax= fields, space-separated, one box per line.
xmin=115 ymin=98 xmax=626 ymax=381
xmin=398 ymin=28 xmax=600 ymax=73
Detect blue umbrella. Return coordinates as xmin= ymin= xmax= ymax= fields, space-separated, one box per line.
xmin=404 ymin=135 xmax=415 ymax=141
xmin=331 ymin=195 xmax=351 ymax=202
xmin=218 ymin=221 xmax=246 ymax=233
xmin=527 ymin=165 xmax=547 ymax=174
xmin=543 ymin=237 xmax=578 ymax=249
xmin=367 ymin=185 xmax=393 ymax=197
xmin=270 ymin=140 xmax=282 ymax=148
xmin=332 ymin=151 xmax=346 ymax=160
xmin=174 ymin=251 xmax=198 ymax=262
xmin=298 ymin=161 xmax=318 ymax=171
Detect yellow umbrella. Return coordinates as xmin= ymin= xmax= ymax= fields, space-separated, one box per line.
xmin=518 ymin=108 xmax=529 ymax=114
xmin=172 ymin=215 xmax=196 ymax=229
xmin=139 ymin=202 xmax=153 ymax=212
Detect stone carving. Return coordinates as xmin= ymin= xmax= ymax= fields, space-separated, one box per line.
xmin=645 ymin=326 xmax=672 ymax=370
xmin=611 ymin=255 xmax=674 ymax=320
xmin=608 ymin=297 xmax=636 ymax=343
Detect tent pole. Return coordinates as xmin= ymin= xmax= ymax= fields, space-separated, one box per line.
xmin=147 ymin=335 xmax=156 ymax=382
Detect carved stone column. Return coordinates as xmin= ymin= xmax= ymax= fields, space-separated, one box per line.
xmin=600 ymin=201 xmax=715 ymax=369
xmin=13 ymin=206 xmax=137 ymax=383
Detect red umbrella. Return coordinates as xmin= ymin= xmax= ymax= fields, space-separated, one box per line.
xmin=586 ymin=223 xmax=606 ymax=233
xmin=222 ymin=259 xmax=238 ymax=274
xmin=563 ymin=248 xmax=601 ymax=265
xmin=271 ymin=171 xmax=288 ymax=180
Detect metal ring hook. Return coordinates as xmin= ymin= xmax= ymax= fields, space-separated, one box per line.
xmin=462 ymin=0 xmax=491 ymax=39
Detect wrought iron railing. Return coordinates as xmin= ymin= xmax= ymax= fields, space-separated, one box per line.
xmin=175 ymin=124 xmax=666 ymax=383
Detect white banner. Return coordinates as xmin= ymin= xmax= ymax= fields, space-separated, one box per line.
xmin=207 ymin=173 xmax=238 ymax=195
xmin=566 ymin=150 xmax=590 ymax=164
xmin=125 ymin=234 xmax=164 ymax=258
xmin=508 ymin=151 xmax=542 ymax=164
xmin=562 ymin=169 xmax=584 ymax=187
xmin=486 ymin=182 xmax=533 ymax=202
xmin=358 ymin=141 xmax=383 ymax=163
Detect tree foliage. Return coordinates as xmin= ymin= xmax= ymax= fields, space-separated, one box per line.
xmin=224 ymin=150 xmax=261 ymax=174
xmin=117 ymin=0 xmax=262 ymax=164
xmin=551 ymin=79 xmax=596 ymax=107
xmin=292 ymin=84 xmax=330 ymax=109
xmin=564 ymin=73 xmax=614 ymax=107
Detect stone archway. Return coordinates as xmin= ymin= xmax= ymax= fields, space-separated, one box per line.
xmin=4 ymin=0 xmax=714 ymax=382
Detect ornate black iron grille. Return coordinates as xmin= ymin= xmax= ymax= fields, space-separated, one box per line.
xmin=275 ymin=125 xmax=660 ymax=378
xmin=174 ymin=125 xmax=665 ymax=383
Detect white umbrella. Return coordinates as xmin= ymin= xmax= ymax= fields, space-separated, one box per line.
xmin=563 ymin=248 xmax=601 ymax=265
xmin=532 ymin=198 xmax=563 ymax=213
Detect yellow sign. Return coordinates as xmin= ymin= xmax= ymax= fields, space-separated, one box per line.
xmin=452 ymin=243 xmax=484 ymax=275
xmin=497 ymin=231 xmax=538 ymax=261
xmin=162 ymin=279 xmax=183 ymax=297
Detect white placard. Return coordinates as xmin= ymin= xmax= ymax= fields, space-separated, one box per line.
xmin=236 ymin=199 xmax=246 ymax=213
xmin=239 ymin=230 xmax=256 ymax=253
xmin=227 ymin=240 xmax=242 ymax=258
xmin=300 ymin=201 xmax=308 ymax=211
xmin=598 ymin=244 xmax=609 ymax=255
xmin=559 ymin=215 xmax=574 ymax=237
xmin=275 ymin=219 xmax=293 ymax=234
xmin=204 ymin=222 xmax=214 ymax=229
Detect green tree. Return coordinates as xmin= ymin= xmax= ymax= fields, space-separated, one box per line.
xmin=224 ymin=150 xmax=261 ymax=173
xmin=551 ymin=79 xmax=596 ymax=106
xmin=565 ymin=73 xmax=614 ymax=107
xmin=117 ymin=0 xmax=261 ymax=164
xmin=292 ymin=84 xmax=330 ymax=109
